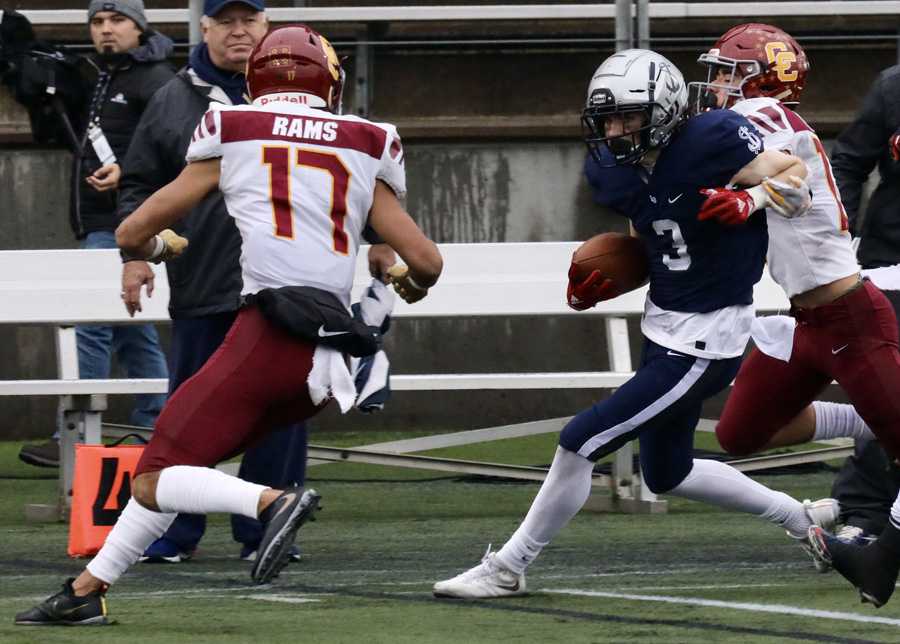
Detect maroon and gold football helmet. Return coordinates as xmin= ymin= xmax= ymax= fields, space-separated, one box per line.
xmin=246 ymin=24 xmax=344 ymax=112
xmin=692 ymin=23 xmax=809 ymax=110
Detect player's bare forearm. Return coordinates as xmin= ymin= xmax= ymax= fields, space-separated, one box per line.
xmin=116 ymin=159 xmax=220 ymax=256
xmin=729 ymin=150 xmax=807 ymax=188
xmin=369 ymin=180 xmax=442 ymax=287
xmin=767 ymin=155 xmax=807 ymax=186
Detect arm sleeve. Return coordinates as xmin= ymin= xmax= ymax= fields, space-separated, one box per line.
xmin=375 ymin=124 xmax=406 ymax=199
xmin=831 ymin=74 xmax=889 ymax=235
xmin=185 ymin=106 xmax=224 ymax=162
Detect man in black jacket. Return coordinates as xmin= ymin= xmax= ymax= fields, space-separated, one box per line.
xmin=831 ymin=65 xmax=900 ymax=269
xmin=18 ymin=0 xmax=173 ymax=468
xmin=118 ymin=0 xmax=312 ymax=563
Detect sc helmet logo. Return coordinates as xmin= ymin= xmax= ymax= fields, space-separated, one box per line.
xmin=764 ymin=41 xmax=799 ymax=82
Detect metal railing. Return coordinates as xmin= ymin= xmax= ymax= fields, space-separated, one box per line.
xmin=19 ymin=2 xmax=900 ymax=25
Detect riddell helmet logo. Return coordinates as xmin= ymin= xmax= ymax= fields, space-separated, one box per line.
xmin=589 ymin=87 xmax=614 ymax=106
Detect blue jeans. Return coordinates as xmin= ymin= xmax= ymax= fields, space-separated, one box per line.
xmin=76 ymin=231 xmax=168 ymax=427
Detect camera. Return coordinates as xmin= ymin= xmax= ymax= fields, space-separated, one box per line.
xmin=0 ymin=10 xmax=87 ymax=146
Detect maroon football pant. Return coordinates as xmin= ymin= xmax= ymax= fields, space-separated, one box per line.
xmin=716 ymin=280 xmax=900 ymax=461
xmin=136 ymin=307 xmax=324 ymax=475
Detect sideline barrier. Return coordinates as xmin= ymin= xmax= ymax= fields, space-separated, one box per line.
xmin=1 ymin=243 xmax=795 ymax=519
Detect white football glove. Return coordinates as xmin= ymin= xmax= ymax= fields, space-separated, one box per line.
xmin=387 ymin=264 xmax=428 ymax=304
xmin=761 ymin=176 xmax=813 ymax=219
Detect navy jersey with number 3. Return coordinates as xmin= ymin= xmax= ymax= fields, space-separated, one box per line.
xmin=585 ymin=109 xmax=768 ymax=314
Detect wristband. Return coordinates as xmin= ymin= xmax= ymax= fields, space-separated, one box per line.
xmin=146 ymin=235 xmax=166 ymax=261
xmin=119 ymin=249 xmax=145 ymax=264
xmin=405 ymin=273 xmax=425 ymax=292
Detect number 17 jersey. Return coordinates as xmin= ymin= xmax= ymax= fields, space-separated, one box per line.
xmin=186 ymin=94 xmax=406 ymax=307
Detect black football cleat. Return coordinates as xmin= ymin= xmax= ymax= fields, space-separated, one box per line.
xmin=251 ymin=487 xmax=320 ymax=585
xmin=14 ymin=578 xmax=109 ymax=626
xmin=808 ymin=525 xmax=900 ymax=608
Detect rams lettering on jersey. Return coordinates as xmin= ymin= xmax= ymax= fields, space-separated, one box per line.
xmin=271 ymin=117 xmax=338 ymax=142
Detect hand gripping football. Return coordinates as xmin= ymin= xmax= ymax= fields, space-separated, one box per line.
xmin=570 ymin=232 xmax=650 ymax=296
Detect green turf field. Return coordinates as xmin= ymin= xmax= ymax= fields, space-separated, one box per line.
xmin=0 ymin=434 xmax=898 ymax=643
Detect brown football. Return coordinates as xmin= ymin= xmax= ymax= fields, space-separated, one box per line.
xmin=570 ymin=232 xmax=650 ymax=294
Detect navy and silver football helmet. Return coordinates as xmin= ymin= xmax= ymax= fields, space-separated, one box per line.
xmin=582 ymin=49 xmax=688 ymax=166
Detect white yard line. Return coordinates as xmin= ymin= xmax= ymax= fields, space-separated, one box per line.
xmin=238 ymin=594 xmax=321 ymax=604
xmin=531 ymin=562 xmax=803 ymax=581
xmin=544 ymin=588 xmax=900 ymax=627
xmin=597 ymin=583 xmax=787 ymax=592
xmin=9 ymin=587 xmax=332 ymax=603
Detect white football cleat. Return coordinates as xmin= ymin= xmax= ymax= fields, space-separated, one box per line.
xmin=433 ymin=546 xmax=527 ymax=599
xmin=789 ymin=498 xmax=840 ymax=573
xmin=803 ymin=498 xmax=840 ymax=532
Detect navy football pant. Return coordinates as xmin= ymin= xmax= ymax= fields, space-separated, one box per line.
xmin=559 ymin=339 xmax=741 ymax=493
xmin=154 ymin=311 xmax=309 ymax=551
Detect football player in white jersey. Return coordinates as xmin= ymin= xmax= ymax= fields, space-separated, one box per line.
xmin=692 ymin=23 xmax=900 ymax=607
xmin=15 ymin=25 xmax=441 ymax=626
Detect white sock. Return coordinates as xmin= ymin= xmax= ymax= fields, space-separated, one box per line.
xmin=495 ymin=447 xmax=594 ymax=574
xmin=668 ymin=459 xmax=810 ymax=537
xmin=812 ymin=401 xmax=875 ymax=442
xmin=86 ymin=498 xmax=176 ymax=585
xmin=155 ymin=466 xmax=268 ymax=519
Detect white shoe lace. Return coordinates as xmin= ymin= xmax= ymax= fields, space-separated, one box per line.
xmin=451 ymin=545 xmax=500 ymax=582
xmin=836 ymin=525 xmax=864 ymax=541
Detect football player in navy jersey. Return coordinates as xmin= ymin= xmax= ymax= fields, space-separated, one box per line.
xmin=433 ymin=49 xmax=832 ymax=600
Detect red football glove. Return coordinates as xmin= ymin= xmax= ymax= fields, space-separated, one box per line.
xmin=566 ymin=265 xmax=617 ymax=311
xmin=890 ymin=132 xmax=900 ymax=162
xmin=697 ymin=187 xmax=755 ymax=226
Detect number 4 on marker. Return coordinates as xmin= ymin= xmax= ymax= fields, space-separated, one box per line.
xmin=92 ymin=457 xmax=132 ymax=526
